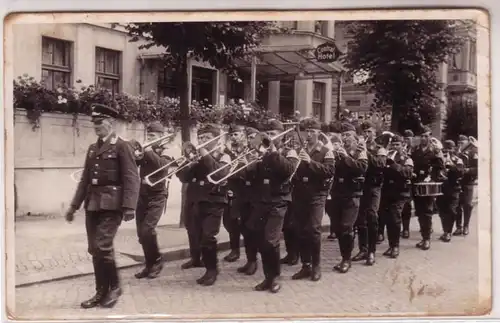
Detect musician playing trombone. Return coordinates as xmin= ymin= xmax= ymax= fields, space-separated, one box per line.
xmin=326 ymin=123 xmax=368 ymax=274
xmin=175 ymin=123 xmax=231 ymax=286
xmin=454 ymin=134 xmax=478 ymax=236
xmin=379 ymin=135 xmax=414 ymax=258
xmin=352 ymin=121 xmax=387 ymax=266
xmin=436 ymin=140 xmax=465 ymax=242
xmin=289 ymin=118 xmax=335 ymax=282
xmin=133 ymin=121 xmax=174 ymax=280
xmin=401 ymin=129 xmax=415 ymax=239
xmin=324 ymin=121 xmax=343 ymax=241
xmin=411 ymin=126 xmax=446 ymax=251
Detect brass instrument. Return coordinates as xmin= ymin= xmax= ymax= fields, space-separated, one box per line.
xmin=133 ymin=133 xmax=175 ymax=158
xmin=143 ymin=132 xmax=227 ymax=187
xmin=458 ymin=136 xmax=478 ymax=153
xmin=206 ymin=127 xmax=296 ymax=185
xmin=387 ymin=149 xmax=398 ymax=161
xmin=374 ymin=131 xmax=396 ymax=148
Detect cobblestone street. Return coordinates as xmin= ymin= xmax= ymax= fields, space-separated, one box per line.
xmin=13 ymin=213 xmax=488 ymax=320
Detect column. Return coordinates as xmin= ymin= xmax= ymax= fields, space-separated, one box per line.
xmin=268 ymin=81 xmax=280 ymax=114
xmin=294 ymin=79 xmax=313 ymax=117
xmin=432 ymin=62 xmax=448 ymax=138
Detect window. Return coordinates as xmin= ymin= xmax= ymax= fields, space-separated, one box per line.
xmin=282 ymin=21 xmax=298 ymax=30
xmin=191 ymin=66 xmax=215 ymax=104
xmin=346 ymin=99 xmax=361 ymax=107
xmin=158 ymin=67 xmax=178 ymax=99
xmin=312 ymin=82 xmax=325 ymax=121
xmin=315 ymin=21 xmax=329 ymax=37
xmin=227 ymin=78 xmax=245 ymax=101
xmin=95 ymin=47 xmax=121 ymax=95
xmin=279 ymin=81 xmax=295 ymax=117
xmin=469 ymin=40 xmax=476 ymax=73
xmin=41 ymin=37 xmax=72 ymax=90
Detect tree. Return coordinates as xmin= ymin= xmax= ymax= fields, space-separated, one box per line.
xmin=444 ymin=96 xmax=478 ymax=141
xmin=124 ymin=22 xmax=285 ymax=142
xmin=343 ymin=20 xmax=473 ymax=134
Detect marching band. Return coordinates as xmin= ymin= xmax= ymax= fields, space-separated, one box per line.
xmin=65 ymin=103 xmax=479 ymax=308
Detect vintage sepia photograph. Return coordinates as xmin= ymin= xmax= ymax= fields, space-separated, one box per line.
xmin=3 ymin=9 xmax=490 ymax=320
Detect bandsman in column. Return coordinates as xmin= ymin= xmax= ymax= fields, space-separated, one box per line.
xmin=175 ymin=123 xmax=231 ymax=286
xmin=133 ymin=121 xmax=174 ymax=279
xmin=291 ymin=118 xmax=335 ymax=282
xmin=379 ymin=135 xmax=414 ymax=258
xmin=352 ymin=121 xmax=387 ymax=266
xmin=411 ymin=126 xmax=446 ymax=250
xmin=236 ymin=126 xmax=261 ymax=275
xmin=221 ymin=124 xmax=247 ymax=262
xmin=401 ymin=129 xmax=415 ymax=239
xmin=248 ymin=119 xmax=297 ymax=293
xmin=436 ymin=140 xmax=465 ymax=242
xmin=327 ymin=123 xmax=368 ymax=273
xmin=65 ymin=104 xmax=140 ymax=308
xmin=454 ymin=134 xmax=478 ymax=236
xmin=325 ymin=120 xmax=343 ymax=241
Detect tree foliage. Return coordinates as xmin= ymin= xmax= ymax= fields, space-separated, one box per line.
xmin=443 ymin=96 xmax=478 ymax=141
xmin=343 ymin=20 xmax=473 ymax=134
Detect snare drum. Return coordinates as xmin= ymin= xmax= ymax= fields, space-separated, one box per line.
xmin=413 ymin=182 xmax=443 ymax=197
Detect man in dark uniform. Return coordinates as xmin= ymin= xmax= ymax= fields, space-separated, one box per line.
xmin=411 ymin=126 xmax=446 ymax=250
xmin=352 ymin=121 xmax=387 ymax=266
xmin=280 ymin=196 xmax=299 ymax=266
xmin=380 ymin=135 xmax=414 ymax=258
xmin=133 ymin=121 xmax=173 ymax=279
xmin=436 ymin=140 xmax=465 ymax=242
xmin=175 ymin=124 xmax=231 ymax=286
xmin=454 ymin=134 xmax=478 ymax=236
xmin=247 ymin=119 xmax=297 ymax=293
xmin=236 ymin=126 xmax=260 ymax=275
xmin=401 ymin=129 xmax=415 ymax=239
xmin=325 ymin=121 xmax=343 ymax=240
xmin=65 ymin=104 xmax=140 ymax=308
xmin=327 ymin=123 xmax=368 ymax=273
xmin=290 ymin=118 xmax=335 ymax=281
xmin=221 ymin=124 xmax=247 ymax=262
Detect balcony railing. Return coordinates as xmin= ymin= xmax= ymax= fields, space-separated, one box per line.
xmin=447 ymin=70 xmax=477 ymax=91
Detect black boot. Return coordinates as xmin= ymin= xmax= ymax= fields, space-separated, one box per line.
xmin=311 ymin=265 xmax=322 ymax=281
xmin=81 ymin=258 xmax=107 ymax=309
xmin=181 ymin=258 xmax=203 ymax=270
xmin=199 ymin=269 xmax=219 ymax=286
xmin=134 ymin=267 xmax=150 ymax=279
xmin=100 ymin=261 xmax=122 ymax=308
xmin=453 ymin=226 xmax=463 ymax=236
xmin=223 ymin=249 xmax=240 ymax=262
xmin=352 ymin=227 xmax=368 ymax=261
xmin=148 ymin=257 xmax=164 ymax=279
xmin=292 ymin=264 xmax=312 ymax=280
xmin=365 ymin=252 xmax=375 ymax=266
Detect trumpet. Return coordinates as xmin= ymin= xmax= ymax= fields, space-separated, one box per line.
xmin=387 ymin=149 xmax=398 ymax=161
xmin=133 ymin=133 xmax=175 ymax=157
xmin=207 ymin=127 xmax=296 ymax=185
xmin=458 ymin=136 xmax=478 ymax=153
xmin=143 ymin=132 xmax=227 ymax=187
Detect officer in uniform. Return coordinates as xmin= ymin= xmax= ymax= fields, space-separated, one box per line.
xmin=327 ymin=123 xmax=368 ymax=273
xmin=325 ymin=121 xmax=343 ymax=240
xmin=436 ymin=140 xmax=465 ymax=242
xmin=352 ymin=121 xmax=387 ymax=266
xmin=290 ymin=118 xmax=335 ymax=282
xmin=379 ymin=135 xmax=414 ymax=258
xmin=411 ymin=126 xmax=445 ymax=250
xmin=454 ymin=134 xmax=478 ymax=236
xmin=236 ymin=126 xmax=260 ymax=275
xmin=65 ymin=104 xmax=140 ymax=308
xmin=133 ymin=121 xmax=173 ymax=279
xmin=175 ymin=123 xmax=231 ymax=286
xmin=221 ymin=124 xmax=247 ymax=262
xmin=401 ymin=129 xmax=415 ymax=239
xmin=247 ymin=119 xmax=297 ymax=293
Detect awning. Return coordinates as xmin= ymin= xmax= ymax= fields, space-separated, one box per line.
xmin=234 ymin=45 xmax=347 ymax=82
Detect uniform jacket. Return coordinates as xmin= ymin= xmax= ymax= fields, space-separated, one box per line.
xmin=330 ymin=146 xmax=368 ymax=198
xmin=383 ymin=150 xmax=413 ymax=198
xmin=245 ymin=148 xmax=297 ymax=203
xmin=175 ymin=151 xmax=231 ymax=204
xmin=442 ymin=153 xmax=465 ymax=194
xmin=136 ymin=148 xmax=173 ymax=196
xmin=292 ymin=141 xmax=335 ymax=199
xmin=364 ymin=139 xmax=387 ymax=187
xmin=458 ymin=150 xmax=478 ymax=186
xmin=71 ymin=132 xmax=140 ymax=212
xmin=223 ymin=145 xmax=248 ymax=200
xmin=411 ymin=145 xmax=446 ymax=183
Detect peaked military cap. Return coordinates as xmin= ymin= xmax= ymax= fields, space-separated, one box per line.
xmin=321 ymin=122 xmax=330 ymax=133
xmin=91 ymin=104 xmax=119 ymax=119
xmin=340 ymin=122 xmax=356 ymax=133
xmin=229 ymin=124 xmax=245 ymax=133
xmin=328 ymin=121 xmax=342 ymax=134
xmin=458 ymin=134 xmax=468 ymax=141
xmin=403 ymin=129 xmax=414 ymax=138
xmin=444 ymin=140 xmax=456 ymax=149
xmin=299 ymin=118 xmax=321 ymax=130
xmin=198 ymin=123 xmax=221 ymax=136
xmin=391 ymin=135 xmax=403 ymax=143
xmin=146 ymin=121 xmax=165 ymax=133
xmin=245 ymin=127 xmax=260 ymax=135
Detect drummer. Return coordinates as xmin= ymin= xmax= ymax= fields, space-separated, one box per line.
xmin=410 ymin=126 xmax=446 ymax=251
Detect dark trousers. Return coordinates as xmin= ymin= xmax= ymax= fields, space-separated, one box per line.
xmin=240 ymin=201 xmax=258 ymax=262
xmin=355 ymin=186 xmax=381 ymax=253
xmin=293 ymin=195 xmax=326 ymax=267
xmin=326 ymin=196 xmax=360 ymax=261
xmin=325 ymin=198 xmax=335 ymax=235
xmin=380 ymin=195 xmax=408 ymax=248
xmin=185 ymin=202 xmax=202 ymax=262
xmin=401 ymin=200 xmax=412 ymax=231
xmin=136 ymin=192 xmax=167 ymax=267
xmin=249 ymin=201 xmax=288 ymax=280
xmin=283 ymin=204 xmax=299 ymax=259
xmin=194 ymin=201 xmax=225 ymax=270
xmin=414 ymin=196 xmax=435 ymax=240
xmin=456 ymin=185 xmax=475 ymax=229
xmin=437 ymin=191 xmax=460 ymax=233
xmin=86 ymin=211 xmax=122 ymax=292
xmin=223 ymin=199 xmax=241 ymax=251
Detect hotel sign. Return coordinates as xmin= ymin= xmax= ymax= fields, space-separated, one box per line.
xmin=315 ymin=42 xmax=341 ymax=63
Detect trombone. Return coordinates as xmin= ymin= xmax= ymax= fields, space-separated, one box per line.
xmin=143 ymin=132 xmax=227 ymax=187
xmin=206 ymin=127 xmax=296 ymax=185
xmin=133 ymin=133 xmax=175 ymax=159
